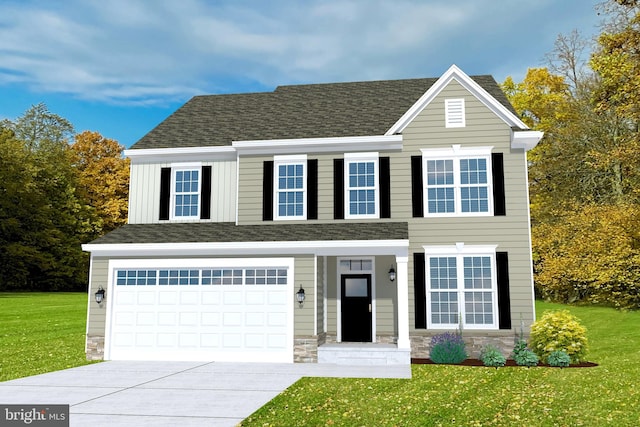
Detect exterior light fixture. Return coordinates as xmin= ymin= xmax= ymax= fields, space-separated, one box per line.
xmin=95 ymin=287 xmax=106 ymax=304
xmin=296 ymin=285 xmax=305 ymax=307
xmin=388 ymin=266 xmax=396 ymax=282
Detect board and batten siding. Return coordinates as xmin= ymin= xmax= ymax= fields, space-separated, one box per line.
xmin=128 ymin=160 xmax=237 ymax=224
xmin=398 ymin=79 xmax=535 ymax=331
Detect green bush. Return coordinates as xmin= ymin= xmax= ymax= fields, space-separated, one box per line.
xmin=480 ymin=345 xmax=506 ymax=367
xmin=429 ymin=332 xmax=467 ymax=364
xmin=530 ymin=310 xmax=588 ymax=364
xmin=547 ymin=350 xmax=571 ymax=367
xmin=512 ymin=339 xmax=540 ymax=367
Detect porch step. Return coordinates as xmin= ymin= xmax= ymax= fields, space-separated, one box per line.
xmin=318 ymin=343 xmax=411 ymax=366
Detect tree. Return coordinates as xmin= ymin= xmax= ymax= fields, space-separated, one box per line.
xmin=0 ymin=105 xmax=94 ymax=291
xmin=71 ymin=131 xmax=129 ymax=233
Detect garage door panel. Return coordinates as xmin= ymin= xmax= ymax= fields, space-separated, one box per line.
xmin=108 ymin=261 xmax=293 ymax=363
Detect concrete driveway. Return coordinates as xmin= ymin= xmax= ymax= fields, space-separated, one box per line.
xmin=0 ymin=361 xmax=411 ymax=426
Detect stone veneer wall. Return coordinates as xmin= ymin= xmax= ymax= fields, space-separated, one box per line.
xmin=86 ymin=335 xmax=105 ymax=361
xmin=294 ymin=333 xmax=326 ymax=363
xmin=410 ymin=332 xmax=523 ymax=359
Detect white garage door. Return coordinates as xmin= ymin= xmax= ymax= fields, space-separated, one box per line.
xmin=105 ymin=258 xmax=294 ymax=363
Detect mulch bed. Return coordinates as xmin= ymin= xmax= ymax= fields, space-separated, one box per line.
xmin=411 ymin=358 xmax=598 ymax=368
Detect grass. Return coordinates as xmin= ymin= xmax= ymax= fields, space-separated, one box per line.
xmin=0 ymin=292 xmax=94 ymax=382
xmin=241 ymin=301 xmax=640 ymax=426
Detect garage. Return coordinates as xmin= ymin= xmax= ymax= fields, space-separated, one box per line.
xmin=104 ymin=258 xmax=294 ymax=363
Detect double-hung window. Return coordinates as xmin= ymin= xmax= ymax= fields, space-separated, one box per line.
xmin=425 ymin=244 xmax=498 ymax=329
xmin=345 ymin=152 xmax=379 ymax=219
xmin=422 ymin=146 xmax=493 ymax=216
xmin=274 ymin=155 xmax=306 ymax=220
xmin=171 ymin=165 xmax=200 ymax=219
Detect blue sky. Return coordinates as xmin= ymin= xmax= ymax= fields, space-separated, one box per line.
xmin=0 ymin=0 xmax=603 ymax=148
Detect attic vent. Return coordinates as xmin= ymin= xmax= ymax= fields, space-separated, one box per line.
xmin=445 ymin=98 xmax=465 ymax=128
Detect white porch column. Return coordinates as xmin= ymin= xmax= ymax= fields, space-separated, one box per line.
xmin=396 ymin=255 xmax=410 ymax=349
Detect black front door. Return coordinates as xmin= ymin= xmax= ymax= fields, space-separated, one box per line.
xmin=341 ymin=274 xmax=372 ymax=342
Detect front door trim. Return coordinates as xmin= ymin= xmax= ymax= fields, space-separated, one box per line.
xmin=336 ymin=257 xmax=376 ymax=343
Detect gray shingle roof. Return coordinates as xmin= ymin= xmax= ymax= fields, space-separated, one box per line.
xmin=131 ymin=75 xmax=516 ymax=150
xmin=88 ymin=222 xmax=409 ymax=245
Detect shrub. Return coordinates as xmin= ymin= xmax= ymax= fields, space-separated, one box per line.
xmin=530 ymin=310 xmax=588 ymax=364
xmin=429 ymin=332 xmax=467 ymax=364
xmin=480 ymin=345 xmax=506 ymax=367
xmin=547 ymin=350 xmax=571 ymax=367
xmin=512 ymin=339 xmax=540 ymax=367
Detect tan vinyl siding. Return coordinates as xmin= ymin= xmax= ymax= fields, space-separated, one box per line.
xmin=87 ymin=257 xmax=109 ymax=335
xmin=128 ymin=160 xmax=237 ymax=224
xmin=294 ymin=255 xmax=315 ymax=336
xmin=375 ymin=255 xmax=397 ymax=335
xmin=238 ymin=153 xmax=354 ymax=224
xmin=399 ymin=79 xmax=535 ymax=331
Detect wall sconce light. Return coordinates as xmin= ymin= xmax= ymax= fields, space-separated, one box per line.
xmin=388 ymin=266 xmax=396 ymax=282
xmin=296 ymin=285 xmax=305 ymax=307
xmin=95 ymin=287 xmax=106 ymax=304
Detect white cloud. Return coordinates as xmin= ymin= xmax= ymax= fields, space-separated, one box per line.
xmin=0 ymin=0 xmax=602 ymax=104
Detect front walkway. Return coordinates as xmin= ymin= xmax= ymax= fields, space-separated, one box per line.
xmin=0 ymin=361 xmax=411 ymax=427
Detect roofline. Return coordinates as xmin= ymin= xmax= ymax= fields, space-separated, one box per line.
xmin=232 ymin=135 xmax=403 ymax=155
xmin=124 ymin=146 xmax=237 ymax=163
xmin=82 ymin=239 xmax=410 ymax=257
xmin=385 ymin=64 xmax=529 ymax=135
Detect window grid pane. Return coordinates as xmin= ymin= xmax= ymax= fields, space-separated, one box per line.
xmin=426 ymin=160 xmax=455 ymax=213
xmin=174 ymin=169 xmax=199 ymax=217
xmin=348 ymin=161 xmax=376 ymax=215
xmin=116 ymin=270 xmax=157 ymax=286
xmin=429 ymin=257 xmax=457 ymax=290
xmin=460 ymin=158 xmax=489 ymax=213
xmin=430 ymin=291 xmax=458 ymax=325
xmin=464 ymin=291 xmax=493 ymax=325
xmin=277 ymin=163 xmax=304 ymax=217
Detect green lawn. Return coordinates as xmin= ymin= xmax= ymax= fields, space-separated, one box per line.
xmin=242 ymin=301 xmax=640 ymax=426
xmin=0 ymin=292 xmax=94 ymax=382
xmin=1 ymin=294 xmax=638 ymax=425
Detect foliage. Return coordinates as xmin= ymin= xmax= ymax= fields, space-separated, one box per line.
xmin=512 ymin=339 xmax=540 ymax=367
xmin=479 ymin=345 xmax=506 ymax=367
xmin=429 ymin=332 xmax=467 ymax=364
xmin=530 ymin=310 xmax=588 ymax=364
xmin=242 ymin=301 xmax=640 ymax=426
xmin=547 ymin=350 xmax=571 ymax=368
xmin=71 ymin=131 xmax=130 ymax=233
xmin=0 ymin=293 xmax=94 ymax=381
xmin=0 ymin=105 xmax=125 ymax=291
xmin=533 ymin=203 xmax=640 ymax=309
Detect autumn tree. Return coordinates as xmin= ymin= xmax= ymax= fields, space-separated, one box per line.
xmin=0 ymin=105 xmax=94 ymax=291
xmin=71 ymin=131 xmax=129 ymax=233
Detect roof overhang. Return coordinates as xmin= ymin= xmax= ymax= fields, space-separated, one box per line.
xmin=124 ymin=146 xmax=237 ymax=163
xmin=232 ymin=135 xmax=403 ymax=155
xmin=511 ymin=130 xmax=544 ymax=151
xmin=82 ymin=239 xmax=410 ymax=258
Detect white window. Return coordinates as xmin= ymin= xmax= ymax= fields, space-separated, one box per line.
xmin=171 ymin=165 xmax=201 ymax=219
xmin=274 ymin=155 xmax=306 ymax=220
xmin=345 ymin=152 xmax=379 ymax=219
xmin=445 ymin=98 xmax=465 ymax=128
xmin=425 ymin=244 xmax=498 ymax=329
xmin=422 ymin=146 xmax=493 ymax=216
xmin=114 ymin=267 xmax=287 ymax=286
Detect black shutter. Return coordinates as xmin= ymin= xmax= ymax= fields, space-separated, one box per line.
xmin=159 ymin=167 xmax=171 ymax=220
xmin=411 ymin=156 xmax=424 ymax=217
xmin=263 ymin=161 xmax=274 ymax=221
xmin=200 ymin=166 xmax=212 ymax=220
xmin=496 ymin=252 xmax=512 ymax=329
xmin=492 ymin=153 xmax=506 ymax=216
xmin=414 ymin=253 xmax=427 ymax=329
xmin=333 ymin=159 xmax=344 ymax=219
xmin=307 ymin=159 xmax=318 ymax=220
xmin=379 ymin=157 xmax=391 ymax=218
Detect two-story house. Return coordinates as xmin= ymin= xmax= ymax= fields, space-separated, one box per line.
xmin=82 ymin=65 xmax=542 ymax=365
